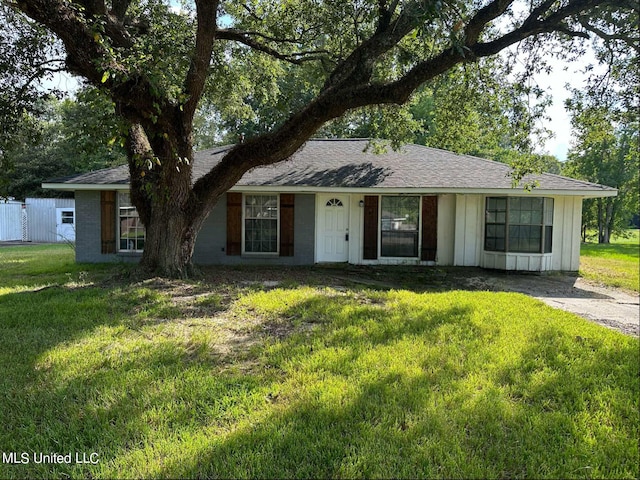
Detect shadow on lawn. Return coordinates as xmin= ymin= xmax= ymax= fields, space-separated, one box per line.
xmin=153 ymin=291 xmax=638 ymax=479
xmin=1 ymin=278 xmax=638 ymax=478
xmin=0 ymin=281 xmax=214 ymax=477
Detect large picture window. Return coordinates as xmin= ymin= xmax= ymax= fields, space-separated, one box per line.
xmin=244 ymin=194 xmax=278 ymax=253
xmin=118 ymin=192 xmax=145 ymax=252
xmin=380 ymin=196 xmax=420 ymax=257
xmin=485 ymin=197 xmax=553 ymax=254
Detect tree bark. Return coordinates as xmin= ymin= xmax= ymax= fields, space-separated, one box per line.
xmin=139 ymin=201 xmax=204 ymax=277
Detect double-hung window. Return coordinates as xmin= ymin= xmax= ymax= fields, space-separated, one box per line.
xmin=485 ymin=197 xmax=553 ymax=254
xmin=244 ymin=194 xmax=278 ymax=254
xmin=118 ymin=192 xmax=145 ymax=252
xmin=380 ymin=196 xmax=420 ymax=257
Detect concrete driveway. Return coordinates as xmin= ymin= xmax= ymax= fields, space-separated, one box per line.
xmin=461 ymin=272 xmax=640 ymax=337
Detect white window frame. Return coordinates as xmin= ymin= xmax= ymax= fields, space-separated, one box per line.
xmin=60 ymin=210 xmax=75 ymax=224
xmin=484 ymin=196 xmax=554 ymax=254
xmin=117 ymin=192 xmax=145 ymax=253
xmin=242 ymin=193 xmax=280 ymax=255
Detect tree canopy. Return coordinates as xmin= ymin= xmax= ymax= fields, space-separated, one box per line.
xmin=1 ymin=88 xmax=127 ymax=200
xmin=2 ymin=0 xmax=638 ymax=275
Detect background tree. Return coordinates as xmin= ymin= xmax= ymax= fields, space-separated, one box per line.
xmin=3 ymin=0 xmax=638 ymax=276
xmin=1 ymin=87 xmax=127 ymax=199
xmin=562 ymin=21 xmax=639 ymax=243
xmin=0 ymin=3 xmax=64 ymax=195
xmin=563 ymin=92 xmax=639 ymax=243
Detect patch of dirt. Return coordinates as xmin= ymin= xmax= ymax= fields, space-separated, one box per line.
xmin=126 ymin=266 xmax=639 ymax=338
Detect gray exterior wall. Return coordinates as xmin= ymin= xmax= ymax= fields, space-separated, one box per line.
xmin=76 ymin=191 xmax=113 ymax=263
xmin=193 ymin=193 xmax=316 ymax=265
xmin=75 ymin=191 xmax=140 ymax=263
xmin=75 ymin=190 xmax=315 ymax=265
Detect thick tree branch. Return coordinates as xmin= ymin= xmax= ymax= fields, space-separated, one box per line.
xmin=321 ymin=2 xmax=421 ymax=93
xmin=109 ymin=0 xmax=131 ymax=23
xmin=191 ymin=0 xmax=632 ymax=220
xmin=77 ymin=0 xmax=107 ymax=17
xmin=464 ymin=0 xmax=515 ymax=46
xmin=182 ymin=0 xmax=219 ymax=124
xmin=15 ymin=0 xmax=109 ymax=84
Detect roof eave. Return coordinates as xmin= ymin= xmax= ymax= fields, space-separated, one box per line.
xmin=42 ymin=183 xmax=127 ymax=191
xmin=43 ymin=182 xmax=618 ymax=197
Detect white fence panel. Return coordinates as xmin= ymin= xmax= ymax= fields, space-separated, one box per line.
xmin=26 ymin=198 xmax=56 ymax=242
xmin=0 ymin=203 xmax=23 ymax=241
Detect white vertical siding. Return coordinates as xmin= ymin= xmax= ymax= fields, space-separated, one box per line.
xmin=551 ymin=196 xmax=583 ymax=271
xmin=569 ymin=197 xmax=583 ymax=270
xmin=349 ymin=195 xmax=363 ymax=264
xmin=454 ymin=194 xmax=482 ymax=266
xmin=25 ymin=198 xmax=75 ymax=242
xmin=0 ymin=203 xmax=23 ymax=241
xmin=437 ymin=194 xmax=456 ymax=265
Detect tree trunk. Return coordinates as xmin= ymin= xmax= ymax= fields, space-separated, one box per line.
xmin=602 ymin=198 xmax=614 ymax=244
xmin=125 ymin=122 xmax=209 ymax=277
xmin=139 ymin=205 xmax=197 ymax=277
xmin=597 ymin=198 xmax=604 ymax=243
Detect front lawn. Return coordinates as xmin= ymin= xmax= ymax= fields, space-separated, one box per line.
xmin=580 ymin=229 xmax=640 ymax=292
xmin=0 ymin=246 xmax=638 ymax=479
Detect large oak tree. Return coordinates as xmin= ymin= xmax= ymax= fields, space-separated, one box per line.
xmin=4 ymin=0 xmax=638 ymax=276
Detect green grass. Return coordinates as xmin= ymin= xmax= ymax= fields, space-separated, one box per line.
xmin=0 ymin=246 xmax=638 ymax=479
xmin=580 ymin=229 xmax=640 ymax=292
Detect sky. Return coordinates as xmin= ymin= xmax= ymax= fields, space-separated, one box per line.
xmin=531 ymin=68 xmax=577 ymax=162
xmin=527 ymin=55 xmax=599 ymax=162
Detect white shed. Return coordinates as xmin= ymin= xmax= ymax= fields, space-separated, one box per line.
xmin=25 ymin=198 xmax=76 ymax=243
xmin=0 ymin=198 xmax=75 ymax=243
xmin=0 ymin=200 xmax=25 ymax=241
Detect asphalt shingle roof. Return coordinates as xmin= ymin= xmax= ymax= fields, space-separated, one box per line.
xmin=48 ymin=139 xmax=615 ymax=193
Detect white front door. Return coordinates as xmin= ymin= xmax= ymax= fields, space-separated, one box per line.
xmin=316 ymin=194 xmax=350 ymax=262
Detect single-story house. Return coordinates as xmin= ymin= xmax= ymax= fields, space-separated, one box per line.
xmin=44 ymin=139 xmax=616 ymax=272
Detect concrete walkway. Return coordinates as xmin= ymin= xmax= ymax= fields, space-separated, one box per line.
xmin=464 ymin=273 xmax=640 ymax=337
